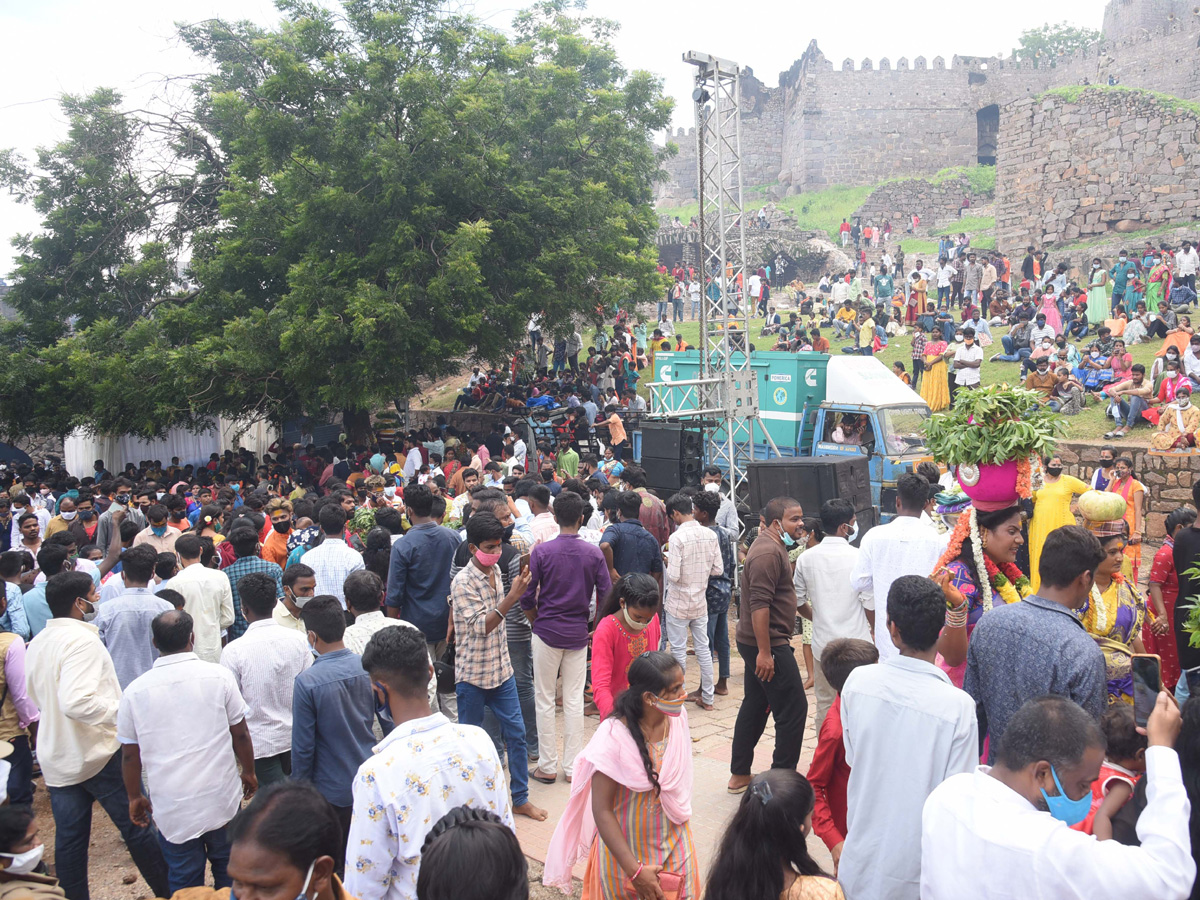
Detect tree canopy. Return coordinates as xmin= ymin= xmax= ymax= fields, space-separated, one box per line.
xmin=1014 ymin=21 xmax=1101 ymax=62
xmin=0 ymin=0 xmax=672 ymax=440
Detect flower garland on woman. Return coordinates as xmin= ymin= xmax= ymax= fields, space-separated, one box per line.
xmin=931 ymin=503 xmax=1030 ymax=688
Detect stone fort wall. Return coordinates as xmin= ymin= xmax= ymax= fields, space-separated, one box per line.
xmin=996 ymin=87 xmax=1200 ymax=250
xmin=657 ymin=0 xmax=1200 ymax=202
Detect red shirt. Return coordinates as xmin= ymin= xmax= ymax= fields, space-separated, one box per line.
xmin=807 ymin=696 xmax=850 ymax=850
xmin=591 ymin=613 xmax=662 ymax=718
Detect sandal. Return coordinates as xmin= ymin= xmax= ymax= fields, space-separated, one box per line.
xmin=529 ymin=768 xmax=557 ymax=785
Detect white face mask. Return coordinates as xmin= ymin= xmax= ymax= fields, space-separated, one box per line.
xmin=60 ymin=510 xmax=77 ymax=521
xmin=383 ymin=486 xmax=396 ymax=498
xmin=845 ymin=521 xmax=859 ymax=543
xmin=704 ymin=482 xmax=721 ymax=493
xmin=955 ymin=335 xmax=965 ymax=343
xmin=0 ymin=844 xmax=44 ymax=875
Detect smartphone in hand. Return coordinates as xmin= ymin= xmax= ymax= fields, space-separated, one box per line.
xmin=1132 ymin=654 xmax=1162 ymax=729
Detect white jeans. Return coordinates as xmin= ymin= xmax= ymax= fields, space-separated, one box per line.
xmin=665 ymin=612 xmax=714 ymax=705
xmin=531 ymin=635 xmax=587 ymax=777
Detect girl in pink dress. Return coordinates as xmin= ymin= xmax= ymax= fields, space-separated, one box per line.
xmin=1040 ymin=289 xmax=1063 ymax=335
xmin=590 ymin=574 xmax=662 ymax=719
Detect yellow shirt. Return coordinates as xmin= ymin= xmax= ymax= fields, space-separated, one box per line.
xmin=858 ymin=317 xmax=875 ymax=346
xmin=836 ymin=307 xmax=856 ymax=324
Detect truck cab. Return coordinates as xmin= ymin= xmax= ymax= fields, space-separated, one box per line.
xmin=651 ymin=351 xmax=932 ymax=521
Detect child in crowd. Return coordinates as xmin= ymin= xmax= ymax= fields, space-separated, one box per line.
xmin=589 ymin=573 xmax=662 ymax=719
xmin=805 ymin=637 xmax=879 ymax=870
xmin=1072 ymin=704 xmax=1147 ymax=839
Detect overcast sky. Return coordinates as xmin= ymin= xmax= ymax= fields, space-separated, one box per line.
xmin=0 ymin=0 xmax=1111 ymax=278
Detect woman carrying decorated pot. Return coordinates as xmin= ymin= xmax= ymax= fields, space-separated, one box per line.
xmin=931 ymin=497 xmax=1029 ymax=688
xmin=924 ymin=385 xmax=1066 ymax=686
xmin=1076 ymin=490 xmax=1147 ymax=706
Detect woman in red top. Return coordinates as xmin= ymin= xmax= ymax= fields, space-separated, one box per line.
xmin=590 ymin=574 xmax=662 ymax=719
xmin=1146 ymin=506 xmax=1195 ymax=692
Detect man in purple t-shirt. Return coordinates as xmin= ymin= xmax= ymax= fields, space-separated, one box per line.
xmin=520 ymin=491 xmax=612 ymax=784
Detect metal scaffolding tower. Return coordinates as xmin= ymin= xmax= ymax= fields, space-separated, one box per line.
xmin=647 ymin=51 xmax=778 ymax=515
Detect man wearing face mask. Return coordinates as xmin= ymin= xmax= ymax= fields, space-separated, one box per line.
xmin=447 ymin=513 xmax=544 ymax=821
xmin=95 ymin=479 xmax=145 ymax=552
xmin=261 ymin=498 xmax=293 ymax=568
xmin=26 ymin=571 xmax=171 ymax=900
xmin=275 ymin=563 xmax=316 ymax=634
xmin=1104 ymin=363 xmax=1152 ymax=439
xmin=729 ymin=497 xmax=806 ymax=794
xmin=1024 ymin=354 xmax=1057 ymax=402
xmin=921 ymin=694 xmax=1192 ymax=900
xmin=701 ymin=466 xmax=741 ymax=538
xmin=793 ymin=499 xmax=873 ymax=732
xmin=131 ymin=505 xmax=179 ymax=554
xmin=1109 ymin=250 xmax=1140 ymax=312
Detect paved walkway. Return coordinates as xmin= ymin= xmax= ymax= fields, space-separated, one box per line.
xmin=513 ymin=631 xmax=831 ymax=893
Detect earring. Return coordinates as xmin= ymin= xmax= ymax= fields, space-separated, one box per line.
xmin=980 ymin=532 xmax=988 ymax=551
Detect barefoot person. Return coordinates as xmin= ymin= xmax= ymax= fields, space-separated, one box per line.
xmin=449 ymin=513 xmax=546 ymax=821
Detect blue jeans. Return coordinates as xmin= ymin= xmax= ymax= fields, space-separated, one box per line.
xmin=993 ymin=335 xmax=1031 ymax=362
xmin=7 ymin=735 xmax=33 ymax=807
xmin=457 ymin=676 xmax=530 ymax=807
xmin=657 ymin=301 xmax=668 ymax=319
xmin=49 ymin=751 xmax=170 ymax=900
xmin=484 ymin=639 xmax=537 ymax=758
xmin=1115 ymin=395 xmax=1150 ymax=429
xmin=159 ymin=826 xmax=233 ymax=894
xmin=938 ymin=285 xmax=950 ymax=305
xmin=673 ymin=299 xmax=684 ymax=322
xmin=706 ymin=607 xmax=731 ymax=680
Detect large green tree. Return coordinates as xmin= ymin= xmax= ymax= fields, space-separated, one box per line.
xmin=0 ymin=0 xmax=671 ymax=440
xmin=1014 ymin=21 xmax=1101 ymax=62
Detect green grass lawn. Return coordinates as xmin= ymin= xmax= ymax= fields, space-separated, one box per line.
xmin=608 ymin=315 xmax=1163 ymax=445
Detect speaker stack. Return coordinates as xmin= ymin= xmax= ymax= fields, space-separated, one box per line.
xmin=640 ymin=423 xmax=703 ymax=497
xmin=746 ymin=456 xmax=877 ymax=545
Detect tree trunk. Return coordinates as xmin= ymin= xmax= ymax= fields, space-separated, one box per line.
xmin=342 ymin=408 xmax=374 ymax=446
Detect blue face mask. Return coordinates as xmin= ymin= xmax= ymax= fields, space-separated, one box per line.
xmin=151 ymin=525 xmax=168 ymax=538
xmin=1039 ymin=764 xmax=1092 ymax=826
xmin=231 ymin=860 xmax=315 ymax=900
xmin=779 ymin=527 xmax=797 ymax=548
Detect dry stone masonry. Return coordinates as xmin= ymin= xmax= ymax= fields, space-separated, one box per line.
xmin=996 ymin=88 xmax=1200 ymax=250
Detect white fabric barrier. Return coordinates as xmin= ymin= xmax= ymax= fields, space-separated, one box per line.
xmin=64 ymin=418 xmax=279 ymax=477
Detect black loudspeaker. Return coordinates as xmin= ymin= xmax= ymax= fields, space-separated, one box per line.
xmin=641 ymin=457 xmax=701 ymax=493
xmin=746 ymin=456 xmax=872 ymax=519
xmin=850 ymin=505 xmax=880 ymax=546
xmin=641 ymin=423 xmax=703 ymax=460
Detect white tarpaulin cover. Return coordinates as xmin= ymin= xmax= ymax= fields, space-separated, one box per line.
xmin=64 ymin=418 xmax=278 ymax=477
xmin=824 ymin=356 xmax=928 ymax=409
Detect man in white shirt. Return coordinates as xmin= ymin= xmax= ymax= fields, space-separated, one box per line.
xmin=921 ymin=694 xmax=1194 ymax=900
xmin=220 ymin=572 xmax=312 ymax=788
xmin=839 ymin=575 xmax=978 ymax=900
xmin=401 ymin=436 xmax=424 ymax=481
xmin=26 ymin=571 xmax=170 ymax=900
xmin=1178 ymin=239 xmax=1199 ymax=294
xmin=1029 ymin=312 xmax=1056 ymax=347
xmin=120 ymin=609 xmax=255 ymax=894
xmin=301 ymin=505 xmax=365 ymax=606
xmin=935 ymin=259 xmax=954 ymax=307
xmin=664 ymin=494 xmax=723 ymax=710
xmin=952 ymin=327 xmax=984 ymax=393
xmin=851 ymin=474 xmax=947 ymax=659
xmin=793 ymin=499 xmax=873 ymax=730
xmin=168 ymin=533 xmax=234 ymax=662
xmin=275 ymin=562 xmax=315 ymax=633
xmin=345 ymin=625 xmax=513 ymax=900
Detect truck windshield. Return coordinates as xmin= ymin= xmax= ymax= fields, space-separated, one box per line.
xmin=878 ymin=406 xmax=930 ymax=456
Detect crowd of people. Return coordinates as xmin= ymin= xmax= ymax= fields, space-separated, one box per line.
xmin=0 ymin=424 xmax=1197 ymax=900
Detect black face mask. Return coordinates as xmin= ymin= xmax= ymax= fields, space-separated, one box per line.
xmin=1100 ymin=458 xmax=1114 ymax=467
xmin=272 ymin=520 xmax=291 ymax=534
xmin=502 ymin=524 xmax=515 ymax=542
xmin=1046 ymin=466 xmax=1063 ymax=476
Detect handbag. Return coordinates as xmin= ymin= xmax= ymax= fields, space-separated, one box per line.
xmin=433 ymin=642 xmax=456 ymax=695
xmin=657 ymin=871 xmax=684 ymax=900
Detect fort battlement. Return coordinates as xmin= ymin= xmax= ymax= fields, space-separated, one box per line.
xmin=655 ymin=0 xmax=1200 ymax=205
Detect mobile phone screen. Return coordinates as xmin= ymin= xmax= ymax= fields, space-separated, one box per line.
xmin=1132 ymin=654 xmax=1162 ymax=728
xmin=1186 ymin=666 xmax=1200 ymax=699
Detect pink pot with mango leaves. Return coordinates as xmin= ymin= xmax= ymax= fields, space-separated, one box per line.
xmin=955 ymin=460 xmax=1020 ymax=512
